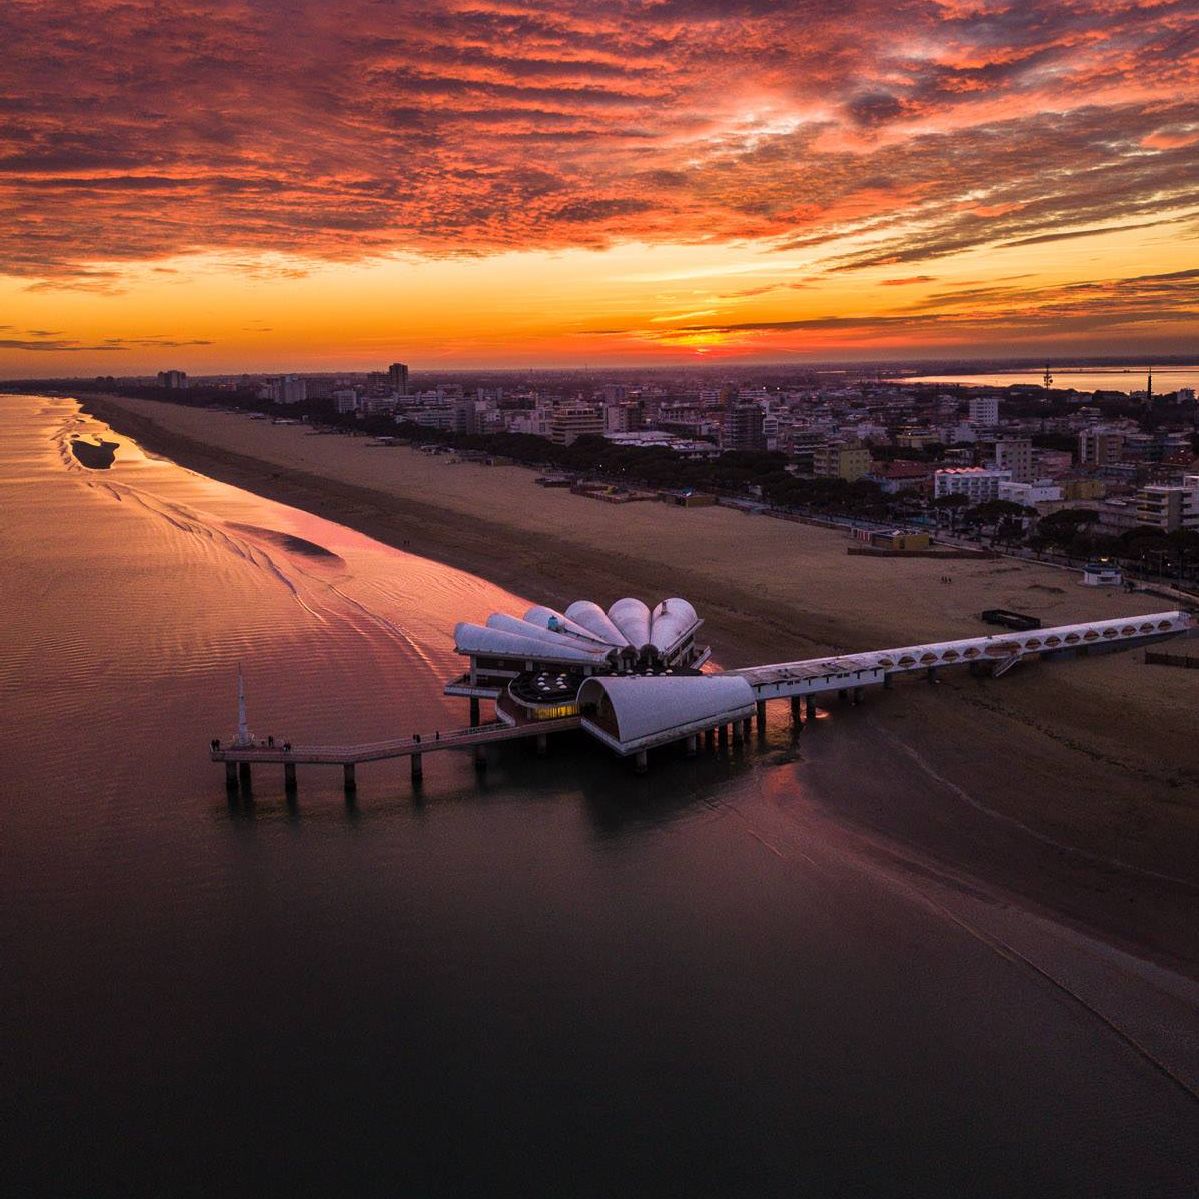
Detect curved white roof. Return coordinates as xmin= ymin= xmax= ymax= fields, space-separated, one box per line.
xmin=485 ymin=613 xmax=602 ymax=651
xmin=454 ymin=622 xmax=611 ymax=664
xmin=563 ymin=600 xmax=630 ymax=647
xmin=649 ymin=598 xmax=700 ymax=656
xmin=522 ymin=605 xmax=611 ymax=645
xmin=608 ymin=597 xmax=652 ymax=650
xmin=457 ymin=595 xmax=705 ymax=667
xmin=578 ymin=674 xmax=755 ymax=752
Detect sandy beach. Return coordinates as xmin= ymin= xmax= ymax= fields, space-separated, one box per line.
xmin=77 ymin=394 xmax=1199 ymax=970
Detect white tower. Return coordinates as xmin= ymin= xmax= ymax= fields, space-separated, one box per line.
xmin=235 ymin=665 xmax=252 ymax=746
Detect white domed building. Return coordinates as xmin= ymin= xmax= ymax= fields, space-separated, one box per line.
xmin=447 ymin=596 xmax=753 ymax=755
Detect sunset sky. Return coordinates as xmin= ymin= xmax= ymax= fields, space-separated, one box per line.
xmin=2 ymin=0 xmax=1197 ymax=373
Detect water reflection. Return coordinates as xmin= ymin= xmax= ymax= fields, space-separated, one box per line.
xmin=4 ymin=395 xmax=1197 ymax=1199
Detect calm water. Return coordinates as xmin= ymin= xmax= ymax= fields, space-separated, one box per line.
xmin=897 ymin=365 xmax=1199 ymax=394
xmin=2 ymin=395 xmax=1196 ymax=1197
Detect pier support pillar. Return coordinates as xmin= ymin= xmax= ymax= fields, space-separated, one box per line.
xmin=473 ymin=744 xmax=486 ymax=771
xmin=883 ymin=673 xmax=893 ymax=690
xmin=634 ymin=749 xmax=648 ymax=775
xmin=805 ymin=696 xmax=817 ymax=720
xmin=344 ymin=763 xmax=357 ymax=793
xmin=732 ymin=721 xmax=743 ymax=747
xmin=469 ymin=697 xmax=480 ymax=727
xmin=742 ymin=717 xmax=753 ymax=742
xmin=536 ymin=732 xmax=548 ymax=757
xmin=705 ymin=728 xmax=716 ymax=750
xmin=225 ymin=761 xmax=238 ymax=791
xmin=409 ymin=754 xmax=421 ymax=784
xmin=838 ymin=688 xmax=848 ymax=704
xmin=284 ymin=761 xmax=297 ymax=793
xmin=790 ymin=695 xmax=802 ymax=723
xmin=926 ymin=666 xmax=939 ymax=683
xmin=237 ymin=761 xmax=252 ymax=792
xmin=852 ymin=686 xmax=865 ymax=705
xmin=756 ymin=700 xmax=768 ymax=733
xmin=686 ymin=734 xmax=698 ymax=758
xmin=718 ymin=724 xmax=729 ymax=751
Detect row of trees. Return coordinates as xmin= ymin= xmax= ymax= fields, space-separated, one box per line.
xmin=930 ymin=498 xmax=1199 ymax=578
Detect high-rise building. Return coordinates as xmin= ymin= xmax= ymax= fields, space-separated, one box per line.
xmin=1134 ymin=476 xmax=1199 ymax=533
xmin=157 ymin=369 xmax=188 ymax=389
xmin=549 ymin=404 xmax=604 ymax=446
xmin=720 ymin=403 xmax=765 ymax=451
xmin=454 ymin=398 xmax=478 ymax=435
xmin=968 ymin=395 xmax=999 ymax=425
xmin=269 ymin=375 xmax=306 ymax=405
xmin=388 ymin=362 xmax=410 ymax=395
xmin=993 ymin=437 xmax=1033 ymax=483
xmin=604 ymin=402 xmax=644 ymax=434
xmin=1078 ymin=427 xmax=1125 ymax=467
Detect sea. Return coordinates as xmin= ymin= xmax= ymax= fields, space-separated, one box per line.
xmin=2 ymin=394 xmax=1196 ymax=1197
xmin=896 ymin=365 xmax=1199 ymax=394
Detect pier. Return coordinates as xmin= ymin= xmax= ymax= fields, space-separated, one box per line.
xmin=213 ymin=714 xmax=581 ymax=795
xmin=213 ymin=606 xmax=1191 ymax=795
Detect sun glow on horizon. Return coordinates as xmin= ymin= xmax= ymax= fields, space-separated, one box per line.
xmin=1 ymin=1 xmax=1196 ymax=374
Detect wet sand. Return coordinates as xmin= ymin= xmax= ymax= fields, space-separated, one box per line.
xmin=76 ymin=394 xmax=1199 ymax=971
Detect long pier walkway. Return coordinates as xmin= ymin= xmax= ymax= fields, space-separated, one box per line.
xmin=213 ymin=714 xmax=581 ymax=792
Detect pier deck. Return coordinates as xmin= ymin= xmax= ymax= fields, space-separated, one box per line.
xmin=212 ymin=715 xmax=580 ymax=765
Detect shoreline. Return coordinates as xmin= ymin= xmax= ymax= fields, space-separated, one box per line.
xmin=67 ymin=392 xmax=1199 ymax=973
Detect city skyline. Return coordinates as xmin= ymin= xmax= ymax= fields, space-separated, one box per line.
xmin=2 ymin=0 xmax=1197 ymax=374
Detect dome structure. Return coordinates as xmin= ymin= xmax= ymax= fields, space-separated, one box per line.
xmin=454 ymin=595 xmax=706 ymax=676
xmin=578 ymin=675 xmax=755 ymax=754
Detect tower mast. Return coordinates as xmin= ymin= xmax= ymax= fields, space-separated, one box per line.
xmin=236 ymin=665 xmax=251 ymax=746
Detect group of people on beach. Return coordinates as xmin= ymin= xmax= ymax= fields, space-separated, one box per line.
xmin=939 ymin=575 xmax=954 ymax=584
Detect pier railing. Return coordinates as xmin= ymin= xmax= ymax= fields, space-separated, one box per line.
xmin=212 ymin=714 xmax=581 ymax=765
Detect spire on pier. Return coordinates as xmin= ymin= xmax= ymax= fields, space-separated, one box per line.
xmin=235 ymin=664 xmax=252 ymax=747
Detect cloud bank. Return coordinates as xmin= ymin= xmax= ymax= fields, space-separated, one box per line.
xmin=1 ymin=0 xmax=1195 ymax=287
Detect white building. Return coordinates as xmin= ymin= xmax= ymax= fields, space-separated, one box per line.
xmin=409 ymin=406 xmax=455 ymax=431
xmin=968 ymin=395 xmax=999 ymax=425
xmin=333 ymin=388 xmax=358 ymax=414
xmin=506 ymin=409 xmax=551 ymax=438
xmin=998 ymin=480 xmax=1063 ymax=506
xmin=360 ymin=394 xmax=399 ymax=416
xmin=1081 ymin=560 xmax=1123 ymax=587
xmin=270 ymin=375 xmax=307 ymax=405
xmin=1134 ymin=476 xmax=1199 ymax=533
xmin=934 ymin=467 xmax=1013 ymax=502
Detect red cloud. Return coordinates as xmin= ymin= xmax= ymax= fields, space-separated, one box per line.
xmin=0 ymin=0 xmax=1196 ymax=282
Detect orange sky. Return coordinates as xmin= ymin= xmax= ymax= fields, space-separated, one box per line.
xmin=2 ymin=0 xmax=1197 ymax=373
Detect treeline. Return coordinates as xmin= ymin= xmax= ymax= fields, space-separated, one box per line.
xmin=1028 ymin=508 xmax=1199 ymax=572
xmin=382 ymin=422 xmax=893 ymax=518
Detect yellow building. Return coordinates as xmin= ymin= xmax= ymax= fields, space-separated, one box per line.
xmin=1060 ymin=478 xmax=1106 ymax=501
xmin=813 ymin=444 xmax=872 ymax=482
